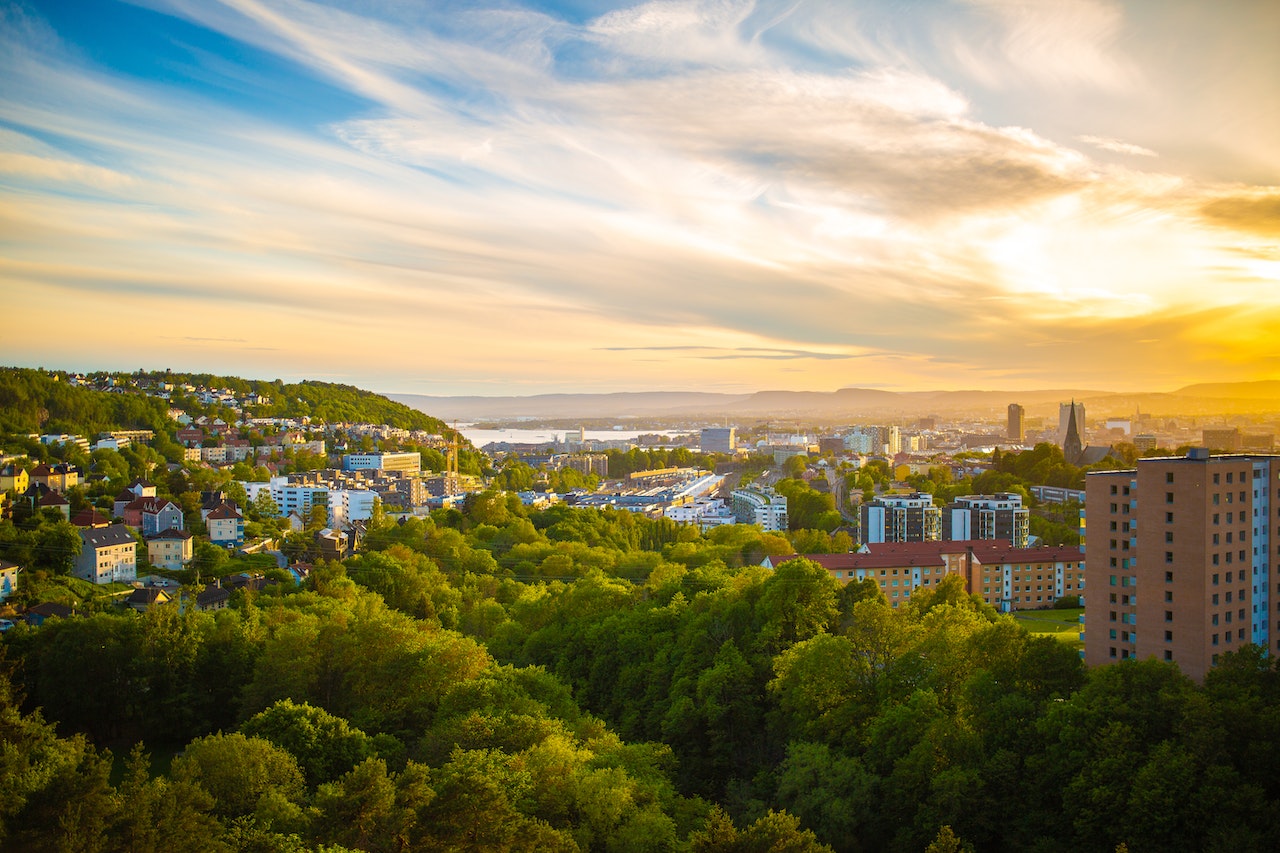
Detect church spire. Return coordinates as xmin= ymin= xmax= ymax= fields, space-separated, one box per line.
xmin=1064 ymin=399 xmax=1084 ymax=466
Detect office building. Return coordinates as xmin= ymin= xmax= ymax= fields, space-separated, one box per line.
xmin=860 ymin=493 xmax=941 ymax=544
xmin=943 ymin=493 xmax=1030 ymax=548
xmin=700 ymin=427 xmax=736 ymax=454
xmin=1083 ymin=450 xmax=1278 ymax=681
xmin=341 ymin=451 xmax=421 ymax=473
xmin=1007 ymin=403 xmax=1025 ymax=443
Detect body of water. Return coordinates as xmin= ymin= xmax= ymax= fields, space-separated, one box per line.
xmin=459 ymin=425 xmax=692 ymax=448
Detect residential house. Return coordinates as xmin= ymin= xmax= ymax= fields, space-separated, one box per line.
xmin=127 ymin=479 xmax=158 ymax=499
xmin=0 ymin=558 xmax=19 ymax=602
xmin=75 ymin=524 xmax=137 ymax=585
xmin=206 ymin=503 xmax=244 ymax=548
xmin=113 ymin=489 xmax=137 ymax=518
xmin=29 ymin=463 xmax=80 ymax=493
xmin=194 ymin=583 xmax=232 ymax=612
xmin=24 ymin=601 xmax=75 ymax=626
xmin=0 ymin=463 xmax=29 ymax=494
xmin=33 ymin=487 xmax=70 ymax=521
xmin=125 ymin=586 xmax=172 ymax=613
xmin=70 ymin=507 xmax=112 ymax=529
xmin=138 ymin=497 xmax=184 ymax=536
xmin=145 ymin=528 xmax=193 ymax=571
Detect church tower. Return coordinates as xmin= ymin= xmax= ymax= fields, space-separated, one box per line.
xmin=1063 ymin=399 xmax=1084 ymax=466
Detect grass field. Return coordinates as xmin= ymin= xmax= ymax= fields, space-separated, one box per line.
xmin=1013 ymin=607 xmax=1083 ymax=650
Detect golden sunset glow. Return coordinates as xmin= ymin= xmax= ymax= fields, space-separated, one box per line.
xmin=2 ymin=0 xmax=1277 ymax=394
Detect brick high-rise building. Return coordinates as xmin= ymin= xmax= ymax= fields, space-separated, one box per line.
xmin=1084 ymin=450 xmax=1279 ymax=681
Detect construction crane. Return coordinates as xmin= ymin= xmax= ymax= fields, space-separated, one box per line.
xmin=445 ymin=422 xmax=460 ymax=496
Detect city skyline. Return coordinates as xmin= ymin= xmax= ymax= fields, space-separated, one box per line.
xmin=2 ymin=0 xmax=1278 ymax=396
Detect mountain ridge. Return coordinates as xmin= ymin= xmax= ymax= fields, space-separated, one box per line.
xmin=388 ymin=381 xmax=1280 ymax=421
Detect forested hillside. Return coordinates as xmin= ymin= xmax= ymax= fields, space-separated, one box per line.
xmin=4 ymin=494 xmax=1278 ymax=852
xmin=0 ymin=367 xmax=451 ymax=436
xmin=0 ymin=368 xmax=171 ymax=435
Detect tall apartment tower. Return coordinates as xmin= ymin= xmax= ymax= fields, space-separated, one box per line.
xmin=1007 ymin=403 xmax=1025 ymax=443
xmin=1083 ymin=450 xmax=1278 ymax=681
xmin=860 ymin=493 xmax=942 ymax=544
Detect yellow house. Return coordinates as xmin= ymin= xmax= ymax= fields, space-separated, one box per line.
xmin=0 ymin=464 xmax=28 ymax=494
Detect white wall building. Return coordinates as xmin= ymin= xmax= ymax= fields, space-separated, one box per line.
xmin=731 ymin=487 xmax=789 ymax=532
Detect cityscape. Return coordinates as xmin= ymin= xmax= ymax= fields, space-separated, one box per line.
xmin=3 ymin=0 xmax=1279 ymax=850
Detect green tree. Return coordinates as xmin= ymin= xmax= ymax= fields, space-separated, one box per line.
xmin=241 ymin=699 xmax=374 ymax=787
xmin=173 ymin=732 xmax=305 ymax=819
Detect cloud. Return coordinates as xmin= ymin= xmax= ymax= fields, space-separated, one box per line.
xmin=595 ymin=345 xmax=877 ymax=361
xmin=1199 ymin=192 xmax=1280 ymax=238
xmin=1077 ymin=135 xmax=1157 ymax=157
xmin=0 ymin=0 xmax=1277 ymax=395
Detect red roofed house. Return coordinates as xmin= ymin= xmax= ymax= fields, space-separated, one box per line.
xmin=206 ymin=503 xmax=244 ymax=548
xmin=70 ymin=507 xmax=112 ymax=529
xmin=764 ymin=540 xmax=1085 ymax=613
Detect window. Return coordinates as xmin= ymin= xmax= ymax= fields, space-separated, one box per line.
xmin=1166 ymin=512 xmax=1174 ymax=523
xmin=1227 ymin=591 xmax=1234 ymax=603
xmin=1227 ymin=472 xmax=1234 ymax=484
xmin=1213 ymin=594 xmax=1220 ymax=605
xmin=1164 ymin=650 xmax=1173 ymax=661
xmin=1213 ymin=614 xmax=1219 ymax=626
xmin=1213 ymin=633 xmax=1220 ymax=646
xmin=1214 ymin=493 xmax=1221 ymax=505
xmin=1214 ymin=534 xmax=1221 ymax=545
xmin=1165 ymin=571 xmax=1174 ymax=583
xmin=1165 ymin=610 xmax=1173 ymax=622
xmin=1166 ymin=531 xmax=1174 ymax=543
xmin=1167 ymin=492 xmax=1175 ymax=504
xmin=1165 ymin=591 xmax=1173 ymax=602
xmin=1166 ymin=552 xmax=1174 ymax=563
xmin=1165 ymin=630 xmax=1173 ymax=641
xmin=1214 ymin=513 xmax=1220 ymax=525
xmin=1227 ymin=571 xmax=1233 ymax=582
xmin=1168 ymin=472 xmax=1176 ymax=483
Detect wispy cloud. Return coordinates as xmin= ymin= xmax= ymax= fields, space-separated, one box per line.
xmin=1077 ymin=135 xmax=1157 ymax=157
xmin=0 ymin=0 xmax=1277 ymax=394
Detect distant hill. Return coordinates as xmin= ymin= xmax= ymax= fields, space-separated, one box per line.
xmin=390 ymin=381 xmax=1280 ymax=422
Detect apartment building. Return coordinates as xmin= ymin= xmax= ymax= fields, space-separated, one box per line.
xmin=1083 ymin=450 xmax=1278 ymax=680
xmin=766 ymin=540 xmax=1084 ymax=612
xmin=943 ymin=493 xmax=1030 ymax=548
xmin=860 ymin=493 xmax=941 ymax=544
xmin=731 ymin=487 xmax=789 ymax=532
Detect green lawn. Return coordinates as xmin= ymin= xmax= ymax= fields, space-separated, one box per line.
xmin=1013 ymin=607 xmax=1083 ymax=649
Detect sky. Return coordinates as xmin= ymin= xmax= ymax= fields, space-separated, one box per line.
xmin=1 ymin=0 xmax=1278 ymax=397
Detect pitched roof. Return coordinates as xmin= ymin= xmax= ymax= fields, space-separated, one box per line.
xmin=0 ymin=558 xmax=19 ymax=572
xmin=146 ymin=528 xmax=193 ymax=541
xmin=126 ymin=587 xmax=171 ymax=606
xmin=26 ymin=602 xmax=75 ymax=619
xmin=124 ymin=496 xmax=178 ymax=514
xmin=80 ymin=524 xmax=135 ymax=549
xmin=196 ymin=586 xmax=232 ymax=608
xmin=206 ymin=504 xmax=243 ymax=520
xmin=70 ymin=508 xmax=112 ymax=528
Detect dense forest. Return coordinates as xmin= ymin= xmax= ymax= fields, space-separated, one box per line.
xmin=4 ymin=494 xmax=1279 ymax=852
